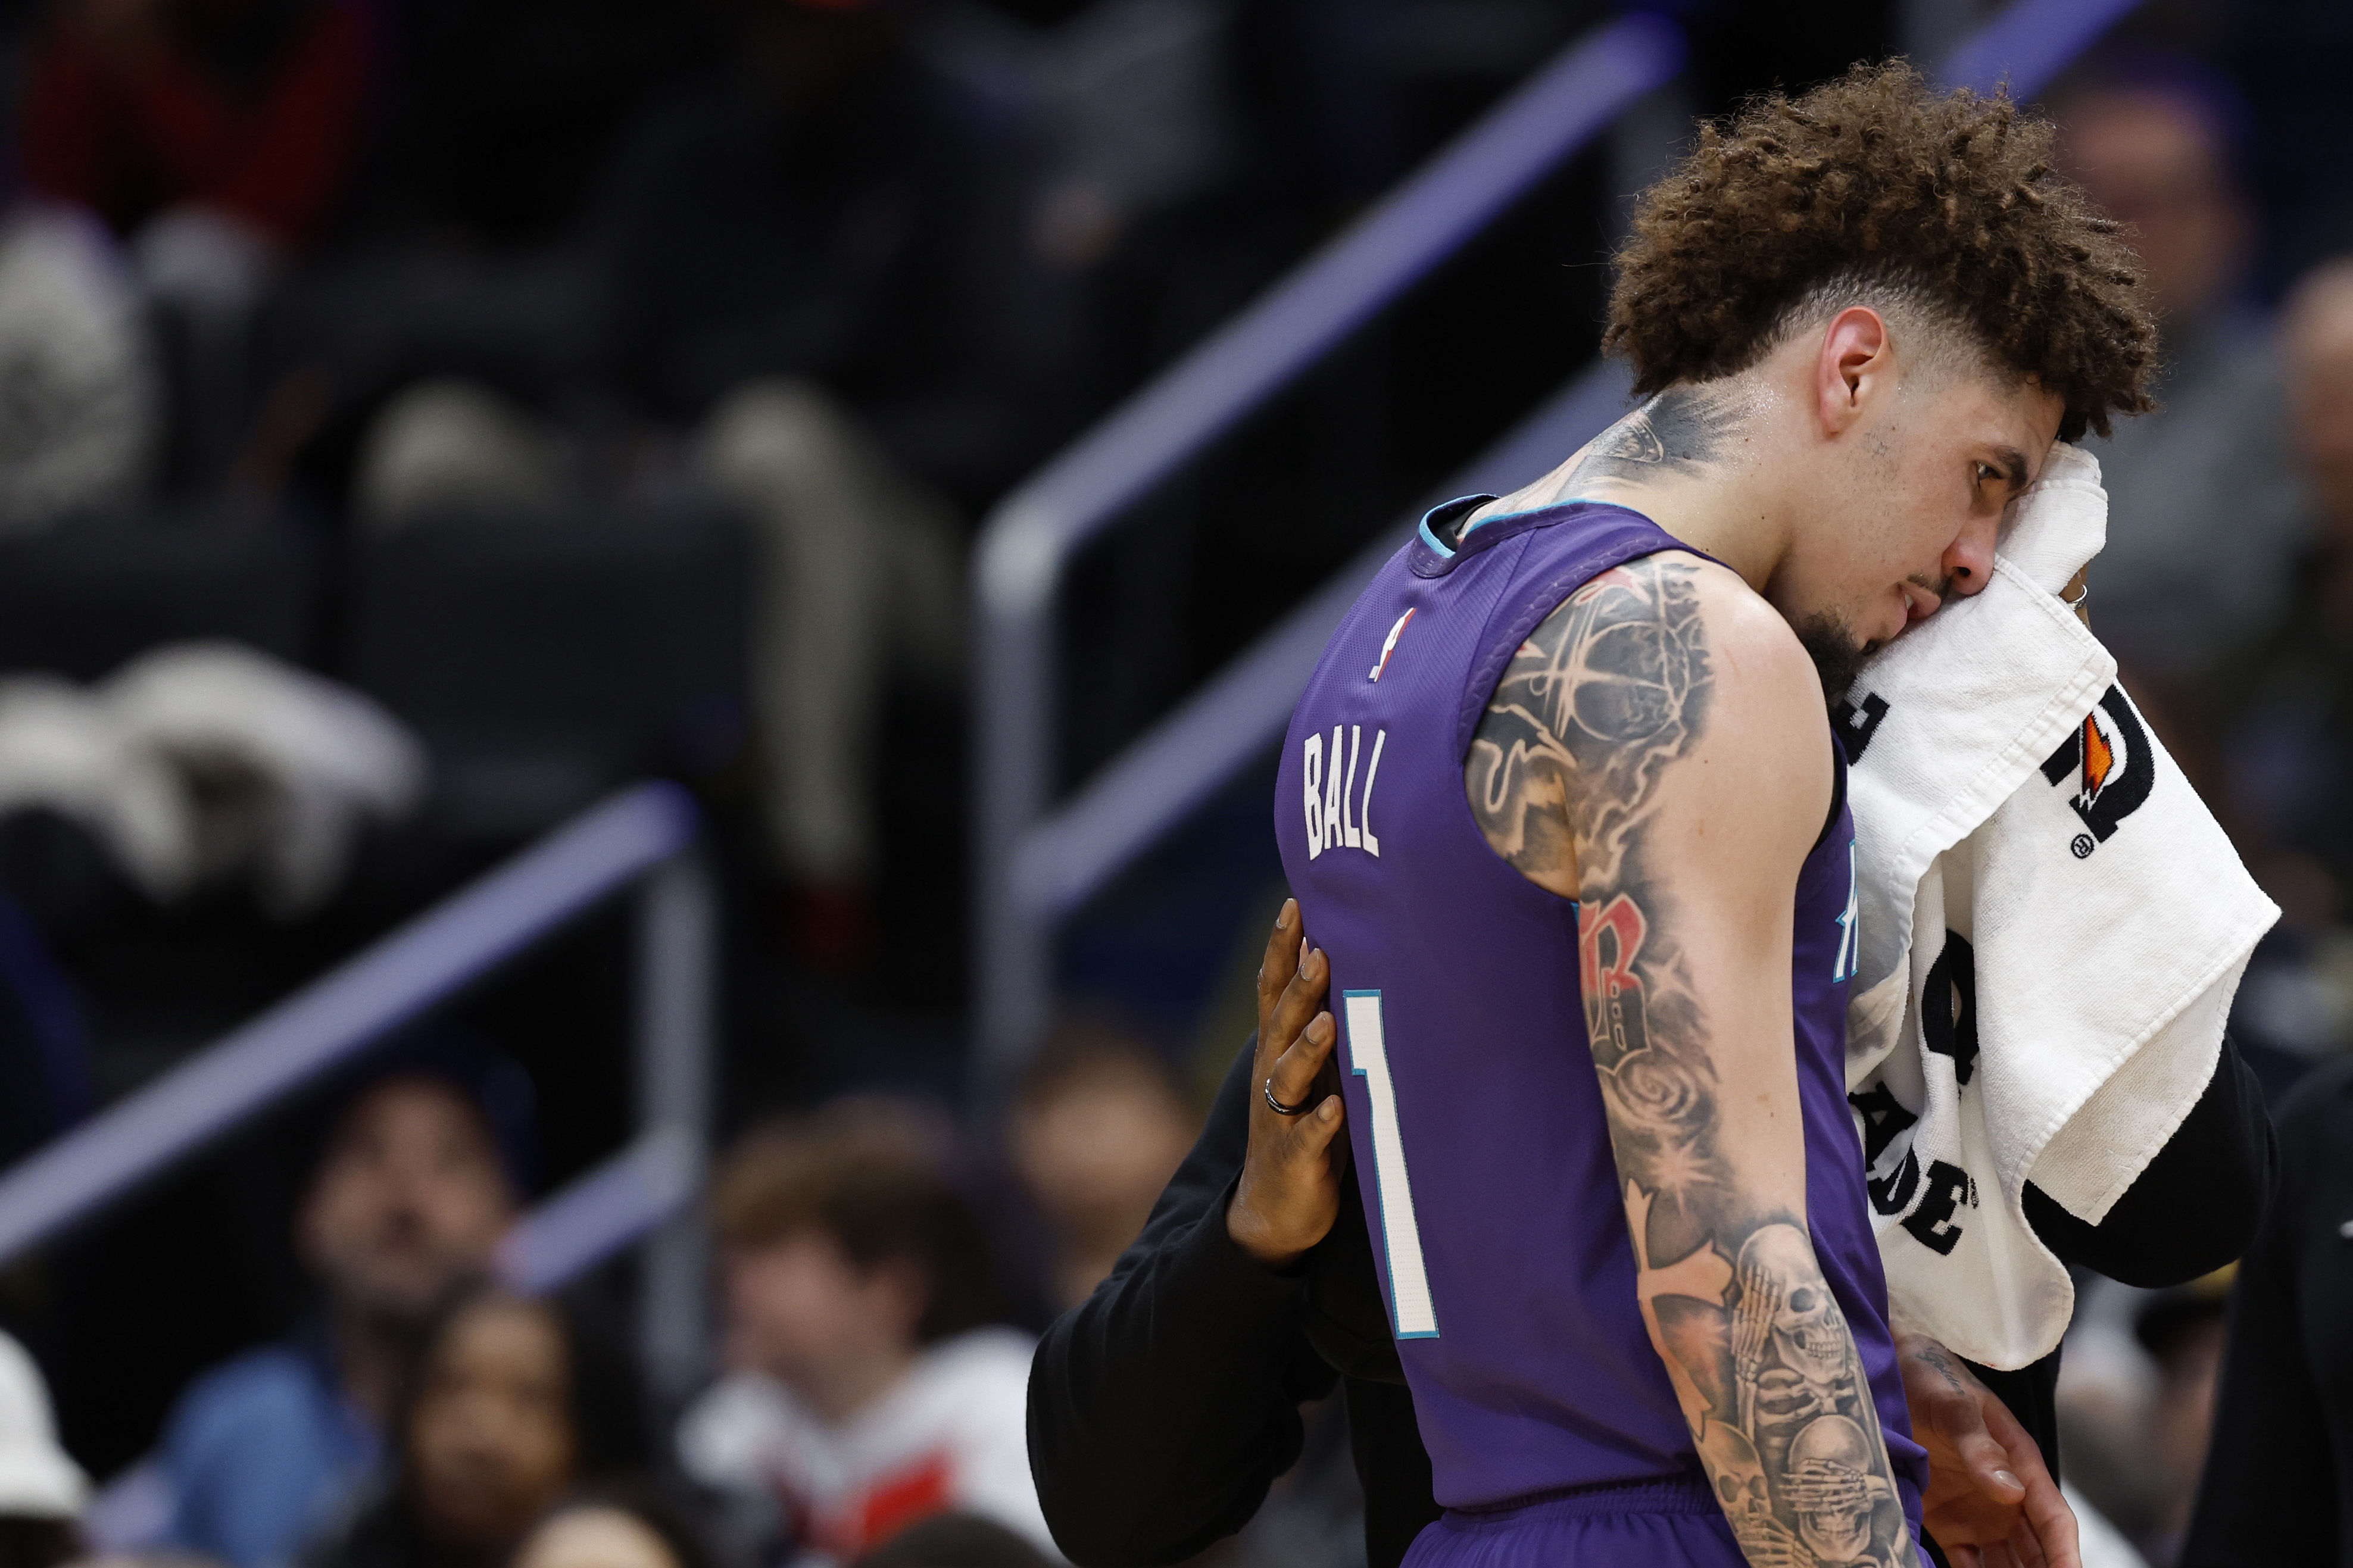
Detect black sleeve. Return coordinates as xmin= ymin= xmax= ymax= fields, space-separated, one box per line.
xmin=2020 ymin=1033 xmax=2275 ymax=1286
xmin=1344 ymin=1376 xmax=1438 ymax=1568
xmin=1027 ymin=1039 xmax=1338 ymax=1567
xmin=2180 ymin=1076 xmax=2340 ymax=1564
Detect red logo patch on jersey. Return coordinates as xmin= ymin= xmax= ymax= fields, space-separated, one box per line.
xmin=1368 ymin=607 xmax=1415 ymax=682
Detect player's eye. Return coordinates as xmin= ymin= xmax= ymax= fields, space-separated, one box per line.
xmin=1974 ymin=461 xmax=1999 ymax=485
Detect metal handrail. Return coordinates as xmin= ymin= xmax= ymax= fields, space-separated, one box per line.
xmin=970 ymin=0 xmax=2145 ymax=1089
xmin=499 ymin=1125 xmax=700 ymax=1295
xmin=1941 ymin=0 xmax=2143 ymax=101
xmin=972 ymin=15 xmax=1687 ymax=1076
xmin=0 ymin=780 xmax=717 ymax=1389
xmin=1010 ymin=360 xmax=1633 ymax=928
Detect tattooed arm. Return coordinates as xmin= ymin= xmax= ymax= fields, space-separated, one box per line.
xmin=1466 ymin=555 xmax=1925 ymax=1568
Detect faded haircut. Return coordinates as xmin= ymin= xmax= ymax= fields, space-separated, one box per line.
xmin=1606 ymin=61 xmax=2159 ymax=441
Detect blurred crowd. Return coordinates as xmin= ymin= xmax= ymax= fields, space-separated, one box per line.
xmin=0 ymin=0 xmax=1408 ymax=951
xmin=0 ymin=1027 xmax=1219 ymax=1568
xmin=0 ymin=0 xmax=1441 ymax=1556
xmin=1911 ymin=42 xmax=2353 ymax=1568
xmin=0 ymin=0 xmax=2342 ymax=1566
xmin=0 ymin=0 xmax=1498 ymax=1530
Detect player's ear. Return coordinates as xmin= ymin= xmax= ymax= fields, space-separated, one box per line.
xmin=1815 ymin=306 xmax=1891 ymax=436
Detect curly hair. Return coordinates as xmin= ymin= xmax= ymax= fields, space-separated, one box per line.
xmin=1604 ymin=63 xmax=2157 ymax=441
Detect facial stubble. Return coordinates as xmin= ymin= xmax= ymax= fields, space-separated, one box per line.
xmin=1794 ymin=613 xmax=1869 ymax=707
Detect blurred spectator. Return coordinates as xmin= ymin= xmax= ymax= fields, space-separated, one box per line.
xmin=2284 ymin=263 xmax=2353 ymax=582
xmin=2191 ymin=258 xmax=2353 ymax=1075
xmin=0 ymin=207 xmax=157 ymax=529
xmin=154 ymin=1070 xmax=517 ymax=1568
xmin=510 ymin=1489 xmax=712 ymax=1568
xmin=591 ymin=0 xmax=1075 ymax=507
xmin=305 ymin=1287 xmax=650 ymax=1568
xmin=350 ymin=0 xmax=714 ymax=252
xmin=2055 ymin=55 xmax=2305 ymax=682
xmin=241 ymin=0 xmax=719 ymax=506
xmin=18 ymin=0 xmax=372 ymax=314
xmin=0 ymin=1331 xmax=89 ymax=1568
xmin=1006 ymin=1030 xmax=1196 ymax=1311
xmin=849 ymin=1513 xmax=1049 ymax=1568
xmin=2204 ymin=261 xmax=2353 ymax=963
xmin=996 ymin=0 xmax=1247 ymax=274
xmin=675 ymin=1114 xmax=1048 ymax=1566
xmin=2132 ymin=1272 xmax=2233 ymax=1566
xmin=348 ymin=0 xmax=1079 ymax=958
xmin=2056 ymin=1276 xmax=2167 ymax=1548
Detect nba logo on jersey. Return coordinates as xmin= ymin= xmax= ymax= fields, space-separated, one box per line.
xmin=1834 ymin=841 xmax=1860 ymax=982
xmin=1368 ymin=608 xmax=1415 ymax=681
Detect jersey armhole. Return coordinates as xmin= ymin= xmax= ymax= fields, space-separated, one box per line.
xmin=1812 ymin=733 xmax=1848 ymax=852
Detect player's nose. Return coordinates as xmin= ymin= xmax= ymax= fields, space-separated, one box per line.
xmin=1941 ymin=510 xmax=1998 ymax=598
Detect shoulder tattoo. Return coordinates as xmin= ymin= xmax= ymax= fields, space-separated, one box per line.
xmin=1466 ymin=554 xmax=1712 ymax=890
xmin=1466 ymin=557 xmax=1921 ymax=1567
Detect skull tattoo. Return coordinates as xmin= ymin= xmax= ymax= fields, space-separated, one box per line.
xmin=1734 ymin=1224 xmax=1858 ymax=1439
xmin=1784 ymin=1414 xmax=1899 ymax=1566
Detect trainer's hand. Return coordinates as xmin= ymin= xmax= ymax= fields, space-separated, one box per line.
xmin=1227 ymin=898 xmax=1349 ymax=1269
xmin=1899 ymin=1332 xmax=2079 ymax=1568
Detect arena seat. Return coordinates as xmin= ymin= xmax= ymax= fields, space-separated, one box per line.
xmin=345 ymin=502 xmax=751 ymax=839
xmin=0 ymin=502 xmax=322 ymax=680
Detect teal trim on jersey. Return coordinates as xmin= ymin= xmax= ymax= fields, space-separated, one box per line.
xmin=1459 ymin=498 xmax=1615 ymax=539
xmin=1344 ymin=987 xmax=1440 ymax=1340
xmin=1416 ymin=516 xmax=1456 ymax=558
xmin=1454 ymin=502 xmax=1515 ymax=538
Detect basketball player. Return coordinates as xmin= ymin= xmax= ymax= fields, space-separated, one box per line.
xmin=1271 ymin=65 xmax=2156 ymax=1567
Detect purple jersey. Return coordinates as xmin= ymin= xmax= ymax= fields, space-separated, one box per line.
xmin=1274 ymin=497 xmax=1926 ymax=1523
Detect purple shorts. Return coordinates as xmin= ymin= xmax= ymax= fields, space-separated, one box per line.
xmin=1402 ymin=1476 xmax=1743 ymax=1568
xmin=1407 ymin=1473 xmax=1930 ymax=1567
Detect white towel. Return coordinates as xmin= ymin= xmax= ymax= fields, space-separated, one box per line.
xmin=1840 ymin=444 xmax=2279 ymax=1370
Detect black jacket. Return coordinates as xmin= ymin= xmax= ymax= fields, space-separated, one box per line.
xmin=1029 ymin=1033 xmax=2273 ymax=1568
xmin=2183 ymin=1054 xmax=2353 ymax=1566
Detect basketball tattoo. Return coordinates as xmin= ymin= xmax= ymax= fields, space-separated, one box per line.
xmin=1467 ymin=558 xmax=1923 ymax=1568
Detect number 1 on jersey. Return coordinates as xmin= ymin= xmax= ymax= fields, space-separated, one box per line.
xmin=1344 ymin=991 xmax=1439 ymax=1339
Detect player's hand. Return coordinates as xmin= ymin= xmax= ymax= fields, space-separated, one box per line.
xmin=1898 ymin=1332 xmax=2079 ymax=1568
xmin=1227 ymin=898 xmax=1348 ymax=1269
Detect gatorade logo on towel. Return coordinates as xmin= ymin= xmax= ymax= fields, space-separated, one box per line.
xmin=1832 ymin=691 xmax=1890 ymax=763
xmin=2039 ymin=686 xmax=2154 ymax=855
